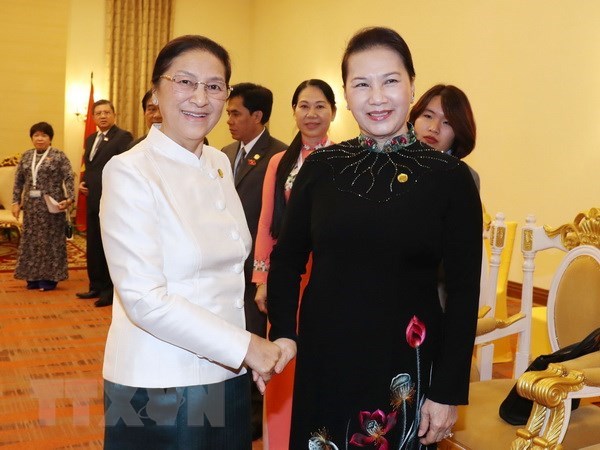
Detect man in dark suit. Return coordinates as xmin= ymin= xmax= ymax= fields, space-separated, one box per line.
xmin=222 ymin=83 xmax=287 ymax=439
xmin=76 ymin=100 xmax=133 ymax=307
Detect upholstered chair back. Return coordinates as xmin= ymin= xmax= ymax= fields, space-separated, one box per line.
xmin=551 ymin=250 xmax=600 ymax=349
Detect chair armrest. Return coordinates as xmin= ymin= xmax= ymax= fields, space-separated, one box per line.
xmin=561 ymin=351 xmax=600 ymax=372
xmin=512 ymin=364 xmax=588 ymax=449
xmin=476 ymin=313 xmax=526 ymax=336
xmin=478 ymin=305 xmax=492 ymax=318
xmin=517 ymin=363 xmax=585 ymax=407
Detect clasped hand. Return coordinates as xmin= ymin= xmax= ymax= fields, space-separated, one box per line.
xmin=243 ymin=335 xmax=296 ymax=394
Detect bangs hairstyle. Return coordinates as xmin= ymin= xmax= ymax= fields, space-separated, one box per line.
xmin=341 ymin=26 xmax=415 ymax=85
xmin=409 ymin=84 xmax=476 ymax=159
xmin=151 ymin=35 xmax=231 ymax=85
xmin=29 ymin=122 xmax=54 ymax=140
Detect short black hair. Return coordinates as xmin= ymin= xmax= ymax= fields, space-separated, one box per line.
xmin=93 ymin=99 xmax=115 ymax=113
xmin=229 ymin=83 xmax=273 ymax=124
xmin=141 ymin=89 xmax=153 ymax=112
xmin=409 ymin=84 xmax=476 ymax=158
xmin=29 ymin=122 xmax=54 ymax=140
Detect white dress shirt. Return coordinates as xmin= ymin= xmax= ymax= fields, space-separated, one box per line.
xmin=100 ymin=126 xmax=252 ymax=388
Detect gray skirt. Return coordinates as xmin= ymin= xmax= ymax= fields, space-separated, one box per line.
xmin=103 ymin=374 xmax=251 ymax=449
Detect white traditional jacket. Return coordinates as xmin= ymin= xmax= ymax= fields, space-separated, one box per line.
xmin=100 ymin=126 xmax=252 ymax=388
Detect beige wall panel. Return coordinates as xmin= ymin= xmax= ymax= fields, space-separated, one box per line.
xmin=0 ymin=0 xmax=69 ymax=160
xmin=3 ymin=0 xmax=598 ymax=288
xmin=64 ymin=0 xmax=107 ymax=173
xmin=171 ymin=0 xmax=253 ymax=148
xmin=248 ymin=0 xmax=600 ymax=288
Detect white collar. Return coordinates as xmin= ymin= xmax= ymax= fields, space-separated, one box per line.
xmin=145 ymin=125 xmax=207 ymax=167
xmin=241 ymin=127 xmax=265 ymax=155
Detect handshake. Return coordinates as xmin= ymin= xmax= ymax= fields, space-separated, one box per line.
xmin=243 ymin=335 xmax=296 ymax=394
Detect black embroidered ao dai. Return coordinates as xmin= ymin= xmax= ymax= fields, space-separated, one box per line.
xmin=267 ymin=134 xmax=482 ymax=450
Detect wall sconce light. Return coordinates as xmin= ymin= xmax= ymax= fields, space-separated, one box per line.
xmin=74 ymin=107 xmax=87 ymax=122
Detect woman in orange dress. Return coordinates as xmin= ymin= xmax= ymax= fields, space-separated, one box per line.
xmin=252 ymin=78 xmax=336 ymax=449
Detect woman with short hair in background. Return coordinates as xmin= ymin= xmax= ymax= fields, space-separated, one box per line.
xmin=410 ymin=84 xmax=479 ymax=189
xmin=12 ymin=122 xmax=74 ymax=291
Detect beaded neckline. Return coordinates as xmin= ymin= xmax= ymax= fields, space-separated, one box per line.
xmin=308 ymin=137 xmax=458 ymax=203
xmin=357 ymin=125 xmax=417 ymax=153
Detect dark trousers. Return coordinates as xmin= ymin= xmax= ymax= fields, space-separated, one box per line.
xmin=86 ymin=209 xmax=112 ymax=294
xmin=104 ymin=374 xmax=251 ymax=449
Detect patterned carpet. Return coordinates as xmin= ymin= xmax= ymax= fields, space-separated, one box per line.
xmin=0 ymin=233 xmax=87 ymax=273
xmin=0 ymin=269 xmax=107 ymax=448
xmin=0 ymin=270 xmax=267 ymax=450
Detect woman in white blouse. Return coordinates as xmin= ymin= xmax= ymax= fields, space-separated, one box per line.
xmin=99 ymin=35 xmax=281 ymax=449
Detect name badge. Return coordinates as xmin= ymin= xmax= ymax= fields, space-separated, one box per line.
xmin=29 ymin=190 xmax=42 ymax=198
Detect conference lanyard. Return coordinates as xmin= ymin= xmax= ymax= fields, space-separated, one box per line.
xmin=31 ymin=148 xmax=50 ymax=189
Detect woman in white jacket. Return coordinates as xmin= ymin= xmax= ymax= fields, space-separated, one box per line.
xmin=99 ymin=35 xmax=281 ymax=449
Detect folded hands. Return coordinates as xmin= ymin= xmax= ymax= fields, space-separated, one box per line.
xmin=243 ymin=334 xmax=296 ymax=394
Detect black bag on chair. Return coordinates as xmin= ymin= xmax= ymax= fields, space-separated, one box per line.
xmin=499 ymin=327 xmax=600 ymax=425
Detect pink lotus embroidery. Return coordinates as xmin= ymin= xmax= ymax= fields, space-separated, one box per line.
xmin=405 ymin=315 xmax=426 ymax=348
xmin=404 ymin=315 xmax=427 ymax=446
xmin=350 ymin=410 xmax=397 ymax=450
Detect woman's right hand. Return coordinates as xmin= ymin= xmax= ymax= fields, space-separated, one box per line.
xmin=254 ymin=283 xmax=268 ymax=313
xmin=11 ymin=203 xmax=20 ymax=219
xmin=244 ymin=334 xmax=281 ymax=394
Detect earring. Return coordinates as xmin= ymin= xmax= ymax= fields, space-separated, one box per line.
xmin=152 ymin=96 xmax=158 ymax=105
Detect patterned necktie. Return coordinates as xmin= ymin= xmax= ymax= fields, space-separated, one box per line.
xmin=89 ymin=133 xmax=104 ymax=161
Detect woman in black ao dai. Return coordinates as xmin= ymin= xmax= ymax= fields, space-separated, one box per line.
xmin=267 ymin=27 xmax=482 ymax=450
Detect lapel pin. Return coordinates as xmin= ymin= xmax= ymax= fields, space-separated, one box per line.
xmin=248 ymin=159 xmax=257 ymax=166
xmin=397 ymin=173 xmax=408 ymax=183
xmin=253 ymin=154 xmax=261 ymax=160
xmin=217 ymin=168 xmax=224 ymax=178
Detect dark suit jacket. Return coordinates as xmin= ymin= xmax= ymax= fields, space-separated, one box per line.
xmin=222 ymin=128 xmax=287 ymax=334
xmin=83 ymin=125 xmax=133 ymax=213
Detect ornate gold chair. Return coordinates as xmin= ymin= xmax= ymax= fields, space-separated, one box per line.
xmin=511 ymin=208 xmax=600 ymax=449
xmin=443 ymin=207 xmax=600 ymax=450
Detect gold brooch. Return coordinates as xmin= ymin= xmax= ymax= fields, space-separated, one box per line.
xmin=217 ymin=169 xmax=224 ymax=178
xmin=397 ymin=173 xmax=408 ymax=183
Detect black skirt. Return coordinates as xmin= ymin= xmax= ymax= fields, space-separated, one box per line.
xmin=103 ymin=374 xmax=251 ymax=449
